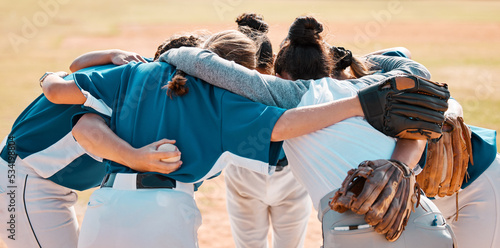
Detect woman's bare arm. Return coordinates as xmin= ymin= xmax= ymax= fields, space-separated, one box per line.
xmin=73 ymin=113 xmax=182 ymax=174
xmin=42 ymin=73 xmax=85 ymax=104
xmin=390 ymin=139 xmax=427 ymax=169
xmin=271 ymin=95 xmax=363 ymax=141
xmin=70 ymin=49 xmax=146 ymax=72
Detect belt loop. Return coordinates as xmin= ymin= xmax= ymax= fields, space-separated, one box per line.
xmin=112 ymin=173 xmax=137 ymax=190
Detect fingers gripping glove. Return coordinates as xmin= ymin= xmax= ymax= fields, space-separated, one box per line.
xmin=416 ymin=114 xmax=474 ymax=198
xmin=358 ymin=74 xmax=450 ymax=140
xmin=330 ymin=159 xmax=420 ymax=242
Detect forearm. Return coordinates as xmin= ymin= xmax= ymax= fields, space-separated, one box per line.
xmin=390 ymin=139 xmax=427 ymax=169
xmin=73 ymin=113 xmax=182 ymax=173
xmin=368 ymin=55 xmax=431 ymax=79
xmin=72 ymin=113 xmax=133 ymax=166
xmin=70 ymin=50 xmax=116 ymax=72
xmin=160 ymin=47 xmax=308 ymax=109
xmin=343 ymin=55 xmax=431 ymax=90
xmin=69 ymin=49 xmax=147 ymax=72
xmin=271 ymin=96 xmax=363 ymax=141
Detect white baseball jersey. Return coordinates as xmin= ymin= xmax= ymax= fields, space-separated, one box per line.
xmin=283 ymin=78 xmax=396 ymax=209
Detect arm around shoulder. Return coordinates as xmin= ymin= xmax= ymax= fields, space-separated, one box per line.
xmin=271 ymin=95 xmax=363 ymax=141
xmin=364 ymin=47 xmax=412 ymax=59
xmin=41 ymin=72 xmax=86 ymax=104
xmin=161 ymin=47 xmax=309 ymax=108
xmin=69 ymin=49 xmax=147 ymax=72
xmin=367 ymin=55 xmax=430 ymax=79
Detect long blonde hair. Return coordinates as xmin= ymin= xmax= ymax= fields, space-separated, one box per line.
xmin=203 ymin=30 xmax=258 ymax=70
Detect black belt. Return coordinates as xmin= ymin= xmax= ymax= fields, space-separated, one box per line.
xmin=275 ymin=157 xmax=288 ymax=172
xmin=100 ymin=173 xmax=177 ymax=189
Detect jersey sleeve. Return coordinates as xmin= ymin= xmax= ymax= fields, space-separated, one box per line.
xmin=72 ymin=63 xmax=132 ymax=109
xmin=220 ymin=91 xmax=286 ymax=165
xmin=367 ymin=55 xmax=431 ymax=79
xmin=341 ymin=55 xmax=431 ymax=91
xmin=381 ymin=50 xmax=409 ymax=58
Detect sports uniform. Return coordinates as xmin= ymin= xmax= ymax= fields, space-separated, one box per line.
xmin=224 ymin=158 xmax=311 ymax=248
xmin=385 ymin=50 xmax=500 ymax=247
xmin=223 ymin=12 xmax=312 ymax=248
xmin=430 ymin=126 xmax=499 ymax=247
xmin=160 ymin=47 xmax=454 ymax=246
xmin=284 ymin=79 xmax=453 ymax=247
xmin=69 ymin=61 xmax=286 ymax=248
xmin=0 ymin=65 xmax=114 ymax=248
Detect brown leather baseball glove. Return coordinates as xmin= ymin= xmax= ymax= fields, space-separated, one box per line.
xmin=416 ymin=114 xmax=473 ymax=198
xmin=330 ymin=159 xmax=420 ymax=242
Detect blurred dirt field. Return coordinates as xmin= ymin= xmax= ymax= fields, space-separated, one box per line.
xmin=1 ymin=0 xmax=500 ymax=247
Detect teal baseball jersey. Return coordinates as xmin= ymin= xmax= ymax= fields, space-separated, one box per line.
xmin=73 ymin=61 xmax=285 ymax=183
xmin=0 ymin=65 xmax=118 ymax=190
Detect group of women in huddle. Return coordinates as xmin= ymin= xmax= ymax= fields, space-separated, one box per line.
xmin=0 ymin=12 xmax=498 ymax=248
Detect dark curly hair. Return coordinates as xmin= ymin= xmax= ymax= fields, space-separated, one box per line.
xmin=274 ymin=16 xmax=332 ymax=80
xmin=236 ymin=13 xmax=274 ymax=75
xmin=330 ymin=46 xmax=372 ymax=79
xmin=155 ymin=35 xmax=204 ymax=98
xmin=154 ymin=35 xmax=203 ymax=61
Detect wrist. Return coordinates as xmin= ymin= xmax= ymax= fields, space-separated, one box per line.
xmin=108 ymin=49 xmax=120 ymax=61
xmin=120 ymin=145 xmax=139 ymax=168
xmin=39 ymin=72 xmax=54 ymax=87
xmin=351 ymin=95 xmax=363 ymax=117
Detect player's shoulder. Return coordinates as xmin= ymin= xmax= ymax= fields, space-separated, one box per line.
xmin=133 ymin=61 xmax=177 ymax=75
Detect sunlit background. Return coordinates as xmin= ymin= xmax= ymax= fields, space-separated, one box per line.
xmin=1 ymin=1 xmax=499 ymax=247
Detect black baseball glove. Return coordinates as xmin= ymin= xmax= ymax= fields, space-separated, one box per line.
xmin=358 ymin=74 xmax=450 ymax=140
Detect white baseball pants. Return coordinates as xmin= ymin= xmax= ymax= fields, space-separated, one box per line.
xmin=432 ymin=153 xmax=500 ymax=248
xmin=77 ymin=174 xmax=201 ymax=248
xmin=0 ymin=156 xmax=79 ymax=248
xmin=224 ymin=164 xmax=311 ymax=248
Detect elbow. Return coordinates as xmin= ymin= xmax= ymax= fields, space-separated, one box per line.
xmin=71 ymin=115 xmax=95 ymax=152
xmin=71 ymin=119 xmax=85 ymax=143
xmin=42 ymin=83 xmax=61 ymax=104
xmin=72 ymin=113 xmax=103 ymax=143
xmin=271 ymin=122 xmax=288 ymax=142
xmin=270 ymin=130 xmax=283 ymax=142
xmin=42 ymin=81 xmax=73 ymax=104
xmin=69 ymin=62 xmax=79 ymax=73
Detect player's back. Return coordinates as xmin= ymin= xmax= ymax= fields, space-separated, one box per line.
xmin=0 ymin=65 xmax=115 ymax=190
xmin=108 ymin=62 xmax=274 ymax=182
xmin=283 ymin=77 xmax=396 ymax=208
